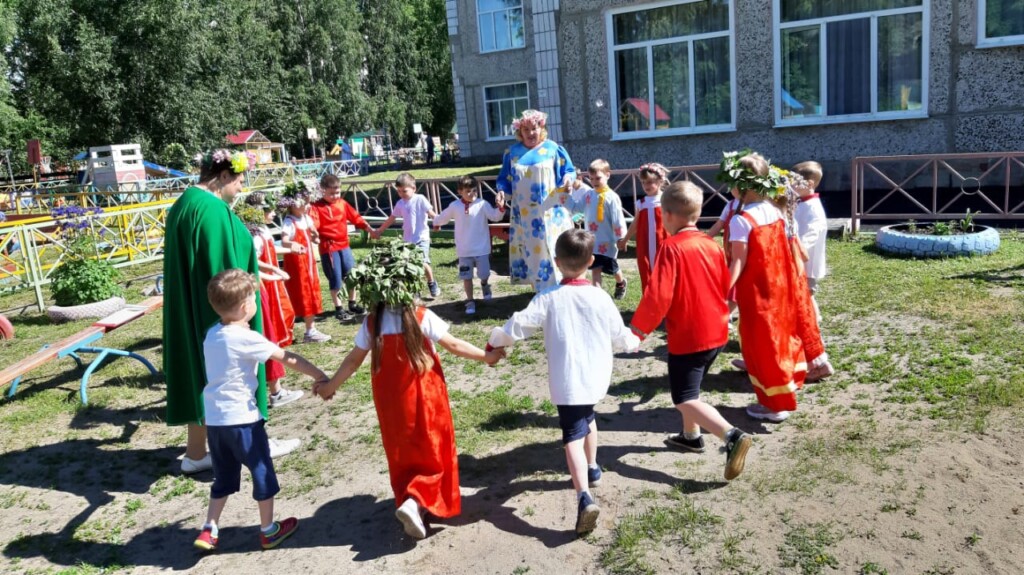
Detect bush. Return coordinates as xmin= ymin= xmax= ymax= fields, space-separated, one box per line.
xmin=50 ymin=256 xmax=121 ymax=306
xmin=160 ymin=143 xmax=192 ymax=171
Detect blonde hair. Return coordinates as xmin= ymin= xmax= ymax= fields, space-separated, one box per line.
xmin=207 ymin=269 xmax=257 ymax=316
xmin=662 ymin=181 xmax=703 ymax=221
xmin=588 ymin=159 xmax=611 ymax=175
xmin=792 ymin=161 xmax=823 ymax=188
xmin=738 ymin=153 xmax=769 ymax=185
xmin=515 ymin=125 xmax=548 ymax=143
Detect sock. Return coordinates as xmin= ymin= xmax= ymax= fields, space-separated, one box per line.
xmin=683 ymin=430 xmax=701 ymax=440
xmin=588 ymin=463 xmax=599 ymax=470
xmin=348 ymin=300 xmax=356 ymax=306
xmin=261 ymin=522 xmax=279 ymax=536
xmin=203 ymin=522 xmax=219 ymax=538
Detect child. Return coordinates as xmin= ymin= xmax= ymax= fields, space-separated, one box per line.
xmin=629 ymin=182 xmax=752 ymax=481
xmin=244 ymin=193 xmax=301 ymax=408
xmin=194 ymin=269 xmax=328 ymax=552
xmin=791 ymin=163 xmax=827 ymax=321
xmin=721 ymin=151 xmax=806 ymax=423
xmin=560 ymin=160 xmax=628 ymax=299
xmin=432 ymin=175 xmax=506 ymax=315
xmin=279 ymin=192 xmax=330 ymax=343
xmin=374 ymin=173 xmax=440 ymax=297
xmin=488 ymin=229 xmax=640 ymax=535
xmin=309 ymin=174 xmax=375 ymax=322
xmin=313 ymin=241 xmax=503 ymax=540
xmin=617 ymin=163 xmax=669 ymax=294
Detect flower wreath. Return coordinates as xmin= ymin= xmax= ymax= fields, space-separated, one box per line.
xmin=194 ymin=149 xmax=257 ymax=174
xmin=277 ymin=180 xmax=310 ymax=211
xmin=345 ymin=240 xmax=426 ymax=309
xmin=638 ymin=162 xmax=669 ymax=180
xmin=716 ymin=149 xmax=789 ymax=200
xmin=511 ymin=109 xmax=548 ymax=133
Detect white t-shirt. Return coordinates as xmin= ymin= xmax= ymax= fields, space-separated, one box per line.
xmin=281 ymin=214 xmax=313 ymax=241
xmin=795 ymin=197 xmax=828 ymax=279
xmin=202 ymin=323 xmax=282 ymax=426
xmin=393 ymin=194 xmax=432 ymax=244
xmin=718 ymin=198 xmax=740 ymax=221
xmin=488 ymin=284 xmax=640 ymax=405
xmin=433 ymin=198 xmax=504 ymax=258
xmin=354 ymin=308 xmax=449 ymax=350
xmin=727 ymin=201 xmax=783 ymax=244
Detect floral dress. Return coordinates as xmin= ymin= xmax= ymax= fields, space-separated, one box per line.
xmin=497 ymin=140 xmax=576 ymax=290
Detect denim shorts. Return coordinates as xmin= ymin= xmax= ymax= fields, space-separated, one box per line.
xmin=556 ymin=404 xmax=596 ymax=445
xmin=414 ymin=239 xmax=431 ymax=265
xmin=207 ymin=419 xmax=280 ymax=501
xmin=321 ymin=247 xmax=356 ymax=291
xmin=458 ymin=255 xmax=491 ymax=281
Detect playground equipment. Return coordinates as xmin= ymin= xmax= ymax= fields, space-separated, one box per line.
xmin=142 ymin=161 xmax=188 ymax=179
xmin=0 ymin=296 xmax=163 ymax=404
xmin=226 ymin=130 xmax=287 ymax=164
xmin=0 ymin=313 xmax=13 ymax=339
xmin=88 ymin=144 xmax=147 ymax=191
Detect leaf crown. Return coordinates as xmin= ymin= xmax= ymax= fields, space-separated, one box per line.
xmin=345 ymin=240 xmax=426 ymax=309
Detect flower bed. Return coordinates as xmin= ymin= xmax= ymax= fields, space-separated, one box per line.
xmin=875 ymin=224 xmax=1000 ymax=258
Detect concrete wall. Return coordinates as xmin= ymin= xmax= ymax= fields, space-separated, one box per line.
xmin=449 ymin=0 xmax=1024 ymax=193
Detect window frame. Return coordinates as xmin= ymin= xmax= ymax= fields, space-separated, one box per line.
xmin=477 ymin=0 xmax=527 ymax=54
xmin=977 ymin=0 xmax=1024 ymax=48
xmin=605 ymin=0 xmax=738 ymax=141
xmin=482 ymin=81 xmax=531 ymax=142
xmin=772 ymin=0 xmax=930 ymax=128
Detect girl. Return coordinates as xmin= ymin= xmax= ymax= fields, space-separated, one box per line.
xmin=313 ymin=241 xmax=503 ymax=540
xmin=245 ymin=193 xmax=302 ymax=407
xmin=720 ymin=151 xmax=807 ymax=423
xmin=618 ymin=162 xmax=669 ymax=293
xmin=279 ymin=192 xmax=329 ymax=343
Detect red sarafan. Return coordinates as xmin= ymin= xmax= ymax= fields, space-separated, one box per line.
xmin=0 ymin=314 xmax=13 ymax=340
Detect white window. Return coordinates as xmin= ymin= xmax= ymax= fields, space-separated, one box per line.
xmin=774 ymin=0 xmax=929 ymax=126
xmin=477 ymin=0 xmax=525 ymax=53
xmin=483 ymin=83 xmax=530 ymax=140
xmin=978 ymin=0 xmax=1024 ymax=48
xmin=607 ymin=1 xmax=736 ymax=140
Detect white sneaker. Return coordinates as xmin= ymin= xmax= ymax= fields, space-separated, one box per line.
xmin=303 ymin=329 xmax=331 ymax=343
xmin=746 ymin=403 xmax=790 ymax=422
xmin=181 ymin=453 xmax=212 ymax=474
xmin=732 ymin=358 xmax=747 ymax=371
xmin=269 ymin=388 xmax=304 ymax=408
xmin=465 ymin=301 xmax=476 ymax=315
xmin=269 ymin=437 xmax=301 ymax=458
xmin=395 ymin=498 xmax=427 ymax=539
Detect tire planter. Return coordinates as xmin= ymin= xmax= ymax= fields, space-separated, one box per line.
xmin=0 ymin=313 xmax=13 ymax=340
xmin=46 ymin=296 xmax=126 ymax=323
xmin=875 ymin=224 xmax=1000 ymax=258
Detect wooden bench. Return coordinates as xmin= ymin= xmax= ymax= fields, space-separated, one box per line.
xmin=0 ymin=296 xmax=163 ymax=404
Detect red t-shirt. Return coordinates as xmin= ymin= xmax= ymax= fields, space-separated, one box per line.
xmin=630 ymin=230 xmax=730 ymax=355
xmin=309 ymin=199 xmax=371 ymax=254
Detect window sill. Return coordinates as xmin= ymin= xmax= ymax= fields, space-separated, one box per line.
xmin=774 ymin=110 xmax=927 ymax=128
xmin=485 ymin=136 xmax=517 ymax=142
xmin=479 ymin=45 xmax=529 ymax=55
xmin=976 ymin=36 xmax=1024 ymax=49
xmin=610 ymin=124 xmax=736 ymax=141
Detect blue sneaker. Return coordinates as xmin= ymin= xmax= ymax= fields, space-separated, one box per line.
xmin=576 ymin=492 xmax=600 ymax=535
xmin=587 ymin=465 xmax=602 ymax=487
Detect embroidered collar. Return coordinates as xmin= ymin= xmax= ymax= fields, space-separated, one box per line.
xmin=799 ymin=193 xmax=820 ymax=203
xmin=560 ymin=278 xmax=590 ymax=286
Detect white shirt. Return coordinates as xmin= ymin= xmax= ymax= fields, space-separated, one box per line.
xmin=795 ymin=196 xmax=828 ymax=279
xmin=354 ymin=308 xmax=449 ymax=350
xmin=281 ymin=214 xmax=313 ymax=240
xmin=393 ymin=194 xmax=432 ymax=243
xmin=727 ymin=201 xmax=783 ymax=244
xmin=202 ymin=323 xmax=282 ymax=426
xmin=488 ymin=284 xmax=640 ymax=405
xmin=718 ymin=198 xmax=740 ymax=221
xmin=433 ymin=198 xmax=504 ymax=257
xmin=637 ymin=193 xmax=662 ymax=266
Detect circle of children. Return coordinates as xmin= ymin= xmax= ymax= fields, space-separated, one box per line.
xmin=193 ymin=149 xmax=835 ymax=552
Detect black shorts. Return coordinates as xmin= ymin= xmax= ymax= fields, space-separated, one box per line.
xmin=556 ymin=404 xmax=596 ymax=445
xmin=667 ymin=346 xmax=724 ymax=405
xmin=589 ymin=253 xmax=620 ymax=275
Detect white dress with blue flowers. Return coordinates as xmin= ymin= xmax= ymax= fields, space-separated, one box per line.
xmin=497 ymin=140 xmax=576 ymax=290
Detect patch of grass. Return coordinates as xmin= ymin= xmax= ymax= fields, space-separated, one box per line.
xmin=53 ymin=563 xmax=126 ymax=575
xmin=601 ymin=499 xmax=723 ymax=575
xmin=859 ymin=563 xmax=889 ymax=575
xmin=149 ymin=475 xmax=197 ymax=502
xmin=450 ymin=384 xmax=539 ymax=454
xmin=778 ymin=522 xmax=842 ymax=575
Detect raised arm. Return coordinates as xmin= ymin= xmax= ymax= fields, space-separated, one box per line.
xmin=488 ymin=295 xmax=547 ymax=348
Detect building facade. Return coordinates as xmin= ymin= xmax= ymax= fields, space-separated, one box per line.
xmin=446 ymin=0 xmax=1024 ymax=192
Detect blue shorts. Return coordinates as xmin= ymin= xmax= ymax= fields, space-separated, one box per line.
xmin=414 ymin=239 xmax=431 ymax=265
xmin=556 ymin=404 xmax=596 ymax=445
xmin=321 ymin=248 xmax=356 ymax=291
xmin=207 ymin=419 xmax=280 ymax=501
xmin=589 ymin=253 xmax=620 ymax=275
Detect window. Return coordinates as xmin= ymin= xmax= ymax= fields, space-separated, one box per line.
xmin=978 ymin=0 xmax=1024 ymax=47
xmin=477 ymin=0 xmax=525 ymax=53
xmin=483 ymin=83 xmax=529 ymax=140
xmin=607 ymin=1 xmax=736 ymax=139
xmin=775 ymin=0 xmax=928 ymax=126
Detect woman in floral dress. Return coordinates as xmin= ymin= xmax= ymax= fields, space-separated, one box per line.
xmin=496 ymin=110 xmax=577 ymax=291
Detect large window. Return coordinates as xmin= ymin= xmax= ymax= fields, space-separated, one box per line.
xmin=775 ymin=0 xmax=928 ymax=126
xmin=978 ymin=0 xmax=1024 ymax=47
xmin=607 ymin=1 xmax=736 ymax=139
xmin=478 ymin=0 xmax=525 ymax=53
xmin=484 ymin=83 xmax=529 ymax=140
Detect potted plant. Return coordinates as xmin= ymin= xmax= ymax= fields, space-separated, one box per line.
xmin=875 ymin=210 xmax=1000 ymax=258
xmin=46 ymin=205 xmax=125 ymax=322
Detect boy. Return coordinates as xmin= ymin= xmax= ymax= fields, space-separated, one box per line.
xmin=630 ymin=182 xmax=752 ymax=480
xmin=194 ymin=269 xmax=328 ymax=552
xmin=432 ymin=176 xmax=506 ymax=315
xmin=488 ymin=229 xmax=640 ymax=535
xmin=309 ymin=174 xmax=375 ymax=322
xmin=791 ymin=161 xmax=834 ymax=382
xmin=562 ymin=160 xmax=628 ymax=299
xmin=374 ymin=173 xmax=440 ymax=297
